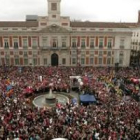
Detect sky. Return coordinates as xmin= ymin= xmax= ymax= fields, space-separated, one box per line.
xmin=0 ymin=0 xmax=140 ymax=22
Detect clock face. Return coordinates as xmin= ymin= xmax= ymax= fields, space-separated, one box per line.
xmin=51 ymin=3 xmax=57 ymax=11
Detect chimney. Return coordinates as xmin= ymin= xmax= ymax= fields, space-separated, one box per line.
xmin=138 ymin=10 xmax=140 ymax=23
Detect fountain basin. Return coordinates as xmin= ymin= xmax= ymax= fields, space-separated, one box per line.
xmin=33 ymin=93 xmax=69 ymax=108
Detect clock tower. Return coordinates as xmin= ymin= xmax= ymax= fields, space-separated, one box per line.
xmin=47 ymin=0 xmax=61 ymax=23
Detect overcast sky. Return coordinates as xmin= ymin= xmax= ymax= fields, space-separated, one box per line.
xmin=0 ymin=0 xmax=140 ymax=22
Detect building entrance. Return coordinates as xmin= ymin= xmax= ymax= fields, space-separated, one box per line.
xmin=51 ymin=53 xmax=58 ymax=66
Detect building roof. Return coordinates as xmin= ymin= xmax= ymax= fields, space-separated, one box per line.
xmin=0 ymin=20 xmax=138 ymax=29
xmin=70 ymin=21 xmax=138 ymax=28
xmin=0 ymin=21 xmax=38 ymax=27
xmin=123 ymin=23 xmax=138 ymax=28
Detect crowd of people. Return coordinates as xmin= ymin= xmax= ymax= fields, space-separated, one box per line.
xmin=0 ymin=66 xmax=140 ymax=140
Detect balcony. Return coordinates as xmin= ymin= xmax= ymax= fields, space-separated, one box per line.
xmin=81 ymin=45 xmax=86 ymax=49
xmin=40 ymin=46 xmax=69 ymax=50
xmin=90 ymin=45 xmax=94 ymax=49
xmin=108 ymin=45 xmax=112 ymax=49
xmin=99 ymin=45 xmax=103 ymax=49
xmin=32 ymin=46 xmax=38 ymax=49
xmin=23 ymin=46 xmax=28 ymax=49
xmin=4 ymin=46 xmax=9 ymax=49
xmin=72 ymin=45 xmax=77 ymax=48
xmin=61 ymin=46 xmax=69 ymax=50
xmin=14 ymin=46 xmax=19 ymax=49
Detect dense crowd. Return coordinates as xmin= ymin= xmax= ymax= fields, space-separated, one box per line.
xmin=0 ymin=66 xmax=140 ymax=140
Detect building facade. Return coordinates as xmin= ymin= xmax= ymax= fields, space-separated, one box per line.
xmin=130 ymin=13 xmax=140 ymax=66
xmin=0 ymin=0 xmax=136 ymax=67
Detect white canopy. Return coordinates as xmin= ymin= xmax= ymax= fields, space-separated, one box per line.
xmin=70 ymin=76 xmax=81 ymax=79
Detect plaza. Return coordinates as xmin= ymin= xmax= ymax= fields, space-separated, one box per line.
xmin=0 ymin=0 xmax=140 ymax=140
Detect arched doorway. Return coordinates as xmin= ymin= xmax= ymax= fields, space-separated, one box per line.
xmin=51 ymin=53 xmax=59 ymax=66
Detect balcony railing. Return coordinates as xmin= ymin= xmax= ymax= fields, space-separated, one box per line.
xmin=90 ymin=45 xmax=94 ymax=49
xmin=107 ymin=45 xmax=112 ymax=49
xmin=4 ymin=46 xmax=9 ymax=49
xmin=72 ymin=45 xmax=77 ymax=48
xmin=99 ymin=45 xmax=103 ymax=48
xmin=14 ymin=46 xmax=19 ymax=49
xmin=81 ymin=45 xmax=86 ymax=48
xmin=32 ymin=46 xmax=38 ymax=49
xmin=40 ymin=46 xmax=69 ymax=50
xmin=23 ymin=46 xmax=28 ymax=49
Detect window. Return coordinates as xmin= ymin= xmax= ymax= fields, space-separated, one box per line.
xmin=107 ymin=38 xmax=112 ymax=49
xmin=99 ymin=51 xmax=103 ymax=57
xmin=33 ymin=52 xmax=37 ymax=57
xmin=4 ymin=38 xmax=9 ymax=49
xmin=62 ymin=39 xmax=66 ymax=47
xmin=90 ymin=51 xmax=94 ymax=57
xmin=107 ymin=51 xmax=111 ymax=56
xmin=90 ymin=38 xmax=95 ymax=48
xmin=14 ymin=51 xmax=19 ymax=57
xmin=22 ymin=38 xmax=28 ymax=48
xmin=52 ymin=39 xmax=57 ymax=48
xmin=32 ymin=38 xmax=38 ymax=48
xmin=81 ymin=58 xmax=85 ymax=65
xmin=62 ymin=42 xmax=66 ymax=47
xmin=99 ymin=58 xmax=102 ymax=64
xmin=119 ymin=51 xmax=124 ymax=64
xmin=51 ymin=3 xmax=57 ymax=11
xmin=5 ymin=52 xmax=9 ymax=56
xmin=72 ymin=38 xmax=77 ymax=48
xmin=24 ymin=58 xmax=28 ymax=65
xmin=72 ymin=50 xmax=76 ymax=54
xmin=15 ymin=58 xmax=19 ymax=65
xmin=5 ymin=54 xmax=10 ymax=65
xmin=99 ymin=38 xmax=104 ymax=48
xmin=107 ymin=58 xmax=111 ymax=65
xmin=119 ymin=51 xmax=124 ymax=57
xmin=72 ymin=58 xmax=76 ymax=64
xmin=42 ymin=38 xmax=47 ymax=47
xmin=90 ymin=58 xmax=94 ymax=64
xmin=62 ymin=58 xmax=66 ymax=65
xmin=44 ymin=58 xmax=47 ymax=65
xmin=33 ymin=58 xmax=37 ymax=66
xmin=120 ymin=38 xmax=125 ymax=49
xmin=13 ymin=38 xmax=19 ymax=49
xmin=81 ymin=39 xmax=86 ymax=48
xmin=71 ymin=50 xmax=77 ymax=57
xmin=119 ymin=58 xmax=123 ymax=64
xmin=24 ymin=51 xmax=28 ymax=57
xmin=81 ymin=51 xmax=85 ymax=57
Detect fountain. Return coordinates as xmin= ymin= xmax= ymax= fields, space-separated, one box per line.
xmin=33 ymin=88 xmax=70 ymax=108
xmin=45 ymin=88 xmax=56 ymax=107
